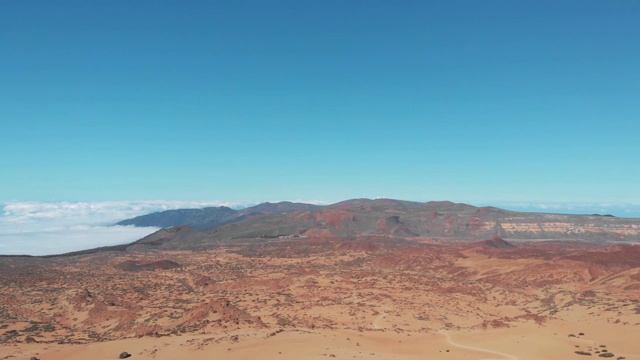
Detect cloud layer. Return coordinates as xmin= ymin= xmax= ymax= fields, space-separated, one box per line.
xmin=0 ymin=200 xmax=254 ymax=256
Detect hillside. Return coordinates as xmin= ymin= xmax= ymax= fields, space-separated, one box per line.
xmin=2 ymin=238 xmax=639 ymax=360
xmin=111 ymin=198 xmax=640 ymax=253
xmin=115 ymin=201 xmax=320 ymax=231
xmin=116 ymin=206 xmax=237 ymax=229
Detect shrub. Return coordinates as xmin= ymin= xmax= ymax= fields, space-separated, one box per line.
xmin=22 ymin=324 xmax=39 ymax=332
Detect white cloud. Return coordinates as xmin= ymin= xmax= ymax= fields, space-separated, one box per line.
xmin=1 ymin=200 xmax=254 ymax=225
xmin=0 ymin=200 xmax=255 ymax=256
xmin=0 ymin=199 xmax=332 ymax=256
xmin=0 ymin=225 xmax=160 ymax=256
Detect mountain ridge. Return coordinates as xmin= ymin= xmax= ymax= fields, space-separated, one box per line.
xmin=109 ymin=198 xmax=640 ymax=254
xmin=5 ymin=198 xmax=640 ymax=258
xmin=115 ymin=201 xmax=320 ymax=231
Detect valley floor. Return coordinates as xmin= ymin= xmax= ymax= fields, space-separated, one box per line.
xmin=5 ymin=319 xmax=639 ymax=360
xmin=1 ymin=239 xmax=639 ymax=359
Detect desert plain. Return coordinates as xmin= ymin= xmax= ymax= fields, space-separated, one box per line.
xmin=1 ymin=234 xmax=639 ymax=360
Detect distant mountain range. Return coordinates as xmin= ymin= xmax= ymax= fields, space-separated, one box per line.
xmin=111 ymin=198 xmax=640 ymax=253
xmin=115 ymin=201 xmax=320 ymax=230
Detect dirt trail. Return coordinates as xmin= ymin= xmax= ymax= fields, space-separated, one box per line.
xmin=372 ymin=309 xmax=388 ymax=329
xmin=438 ymin=330 xmax=519 ymax=360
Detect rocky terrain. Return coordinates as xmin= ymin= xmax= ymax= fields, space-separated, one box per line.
xmin=1 ymin=237 xmax=640 ymax=359
xmin=2 ymin=199 xmax=640 ymax=359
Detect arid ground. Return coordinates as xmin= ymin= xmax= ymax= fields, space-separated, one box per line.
xmin=1 ymin=237 xmax=639 ymax=359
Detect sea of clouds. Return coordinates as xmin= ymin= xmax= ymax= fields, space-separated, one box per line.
xmin=0 ymin=200 xmax=254 ymax=256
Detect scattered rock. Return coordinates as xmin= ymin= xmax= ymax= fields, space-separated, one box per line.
xmin=25 ymin=336 xmax=37 ymax=343
xmin=180 ymin=298 xmax=266 ymax=329
xmin=575 ymin=350 xmax=592 ymax=356
xmin=116 ymin=260 xmax=181 ymax=272
xmin=119 ymin=351 xmax=132 ymax=358
xmin=480 ymin=236 xmax=514 ymax=248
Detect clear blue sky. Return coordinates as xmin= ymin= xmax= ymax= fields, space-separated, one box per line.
xmin=2 ymin=0 xmax=639 ymax=205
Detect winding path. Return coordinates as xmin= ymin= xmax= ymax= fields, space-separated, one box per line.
xmin=438 ymin=330 xmax=519 ymax=360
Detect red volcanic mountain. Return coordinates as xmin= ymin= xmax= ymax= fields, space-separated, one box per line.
xmin=110 ymin=198 xmax=640 ymax=253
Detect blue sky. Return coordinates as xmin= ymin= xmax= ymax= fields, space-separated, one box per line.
xmin=2 ymin=0 xmax=639 ymax=206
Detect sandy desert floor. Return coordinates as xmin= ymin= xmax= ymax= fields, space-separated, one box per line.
xmin=1 ymin=238 xmax=639 ymax=359
xmin=4 ymin=319 xmax=639 ymax=360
